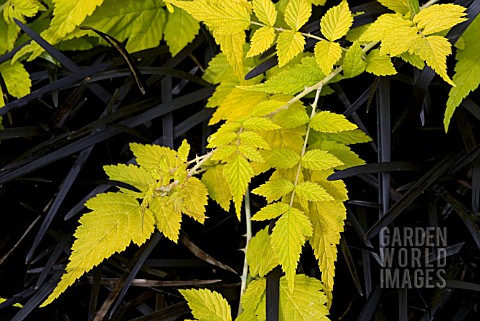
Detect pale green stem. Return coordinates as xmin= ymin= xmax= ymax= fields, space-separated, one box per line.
xmin=250 ymin=20 xmax=326 ymax=42
xmin=237 ymin=189 xmax=252 ymax=316
xmin=187 ymin=150 xmax=214 ymax=177
xmin=421 ymin=0 xmax=441 ymax=9
xmin=289 ymin=86 xmax=323 ymax=207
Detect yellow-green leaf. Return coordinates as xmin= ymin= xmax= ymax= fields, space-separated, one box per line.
xmin=252 ymin=179 xmax=295 ymax=203
xmin=238 ymin=145 xmax=264 ymax=162
xmin=413 ymin=4 xmax=466 ymax=36
xmin=202 ymin=165 xmax=232 ymax=211
xmin=295 ymin=181 xmax=334 ymax=201
xmin=409 ymin=35 xmax=454 ymax=86
xmin=180 ymin=177 xmax=208 ymax=223
xmin=0 ymin=61 xmax=31 ymax=98
xmin=242 ymin=117 xmax=281 ymax=131
xmin=150 ymin=197 xmax=182 ymax=242
xmin=279 ymin=274 xmax=329 ymax=320
xmin=239 ymin=131 xmax=271 ymax=150
xmin=165 ymin=7 xmax=200 ymax=56
xmin=312 ymin=128 xmax=371 ymax=145
xmin=240 ymin=278 xmax=267 ymax=320
xmin=342 ymin=41 xmax=365 ymax=78
xmin=376 ymin=0 xmax=410 ymax=15
xmin=445 ymin=15 xmax=480 ymax=131
xmin=170 ymin=0 xmax=251 ymax=34
xmin=214 ymin=31 xmax=246 ymax=79
xmin=359 ymin=13 xmax=420 ymax=57
xmin=253 ymin=0 xmax=277 ymax=26
xmin=276 ymin=30 xmax=305 ymax=67
xmin=284 ymin=0 xmax=311 ymax=31
xmin=320 ymin=0 xmax=352 ymax=42
xmin=301 ymin=149 xmax=343 ymax=170
xmin=271 ymin=207 xmax=312 ymax=291
xmin=104 ymin=164 xmax=156 ymax=197
xmin=274 ymin=107 xmax=309 ymax=129
xmin=177 ymin=140 xmax=190 ymax=163
xmin=265 ymin=147 xmax=301 ymax=169
xmin=242 ymin=56 xmax=325 ymax=95
xmin=211 ymin=145 xmax=238 ymax=161
xmin=42 ymin=192 xmax=155 ymax=306
xmin=247 ymin=228 xmax=279 ymax=277
xmin=207 ymin=131 xmax=238 ymax=148
xmin=223 ymin=154 xmax=254 ymax=218
xmin=180 ymin=288 xmax=232 ymax=321
xmin=314 ymin=40 xmax=342 ymax=75
xmin=308 ymin=200 xmax=346 ymax=305
xmin=310 ymin=140 xmax=365 ymax=170
xmin=365 ymin=49 xmax=397 ymax=76
xmin=247 ymin=26 xmax=276 ymax=57
xmin=130 ymin=143 xmax=180 ymax=176
xmin=310 ymin=111 xmax=358 ymax=133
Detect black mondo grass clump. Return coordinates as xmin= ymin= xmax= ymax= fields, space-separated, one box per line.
xmin=0 ymin=1 xmax=480 ymax=321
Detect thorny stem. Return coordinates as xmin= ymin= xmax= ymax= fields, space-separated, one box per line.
xmin=289 ymin=86 xmax=323 ymax=208
xmin=187 ymin=150 xmax=214 ymax=177
xmin=237 ymin=189 xmax=252 ymax=316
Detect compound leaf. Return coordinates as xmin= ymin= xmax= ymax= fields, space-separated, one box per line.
xmin=239 ymin=131 xmax=271 ymax=150
xmin=271 ymin=207 xmax=312 ymax=291
xmin=242 ymin=117 xmax=281 ymax=131
xmin=320 ymin=0 xmax=352 ymax=42
xmin=377 ymin=0 xmax=410 ymax=15
xmin=41 ymin=192 xmax=155 ymax=306
xmin=214 ymin=31 xmax=246 ymax=79
xmin=365 ymin=49 xmax=397 ymax=76
xmin=180 ymin=288 xmax=232 ymax=321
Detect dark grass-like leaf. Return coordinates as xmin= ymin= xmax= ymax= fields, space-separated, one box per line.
xmin=399 ymin=288 xmax=407 ymax=321
xmin=109 ymin=232 xmax=163 ymax=318
xmin=80 ymin=26 xmax=146 ymax=95
xmin=0 ymin=87 xmax=214 ymax=184
xmin=377 ymin=77 xmax=391 ymax=215
xmin=35 ymin=236 xmax=71 ymax=288
xmin=328 ymin=161 xmax=420 ymax=180
xmin=435 ymin=185 xmax=480 ymax=248
xmin=357 ymin=286 xmax=381 ymax=321
xmin=365 ymin=152 xmax=464 ymax=239
xmin=11 ymin=274 xmax=61 ymax=321
xmin=340 ymin=237 xmax=363 ymax=296
xmin=127 ymin=302 xmax=190 ymax=321
xmin=161 ymin=76 xmax=174 ymax=148
xmin=179 ymin=232 xmax=237 ymax=274
xmin=26 ymin=146 xmax=94 ymax=262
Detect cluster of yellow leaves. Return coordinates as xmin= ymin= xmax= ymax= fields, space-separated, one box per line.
xmin=41 ymin=140 xmax=209 ymax=306
xmin=360 ymin=3 xmax=467 ymax=85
